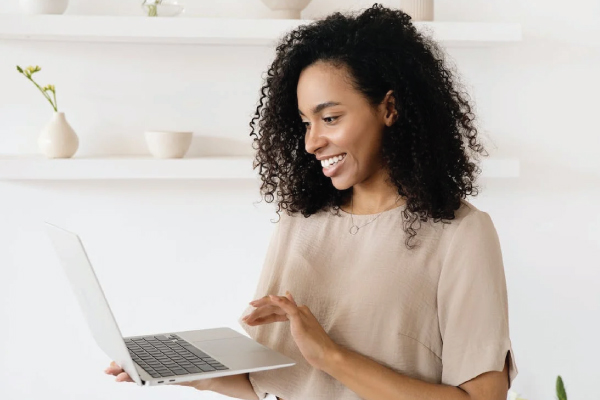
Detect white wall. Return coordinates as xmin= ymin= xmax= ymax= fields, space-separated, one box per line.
xmin=1 ymin=1 xmax=598 ymax=400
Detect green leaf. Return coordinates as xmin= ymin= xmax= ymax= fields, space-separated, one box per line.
xmin=556 ymin=375 xmax=567 ymax=400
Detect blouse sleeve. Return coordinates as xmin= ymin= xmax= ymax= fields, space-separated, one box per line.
xmin=236 ymin=216 xmax=285 ymax=400
xmin=437 ymin=210 xmax=519 ymax=389
xmin=237 ymin=215 xmax=284 ymax=326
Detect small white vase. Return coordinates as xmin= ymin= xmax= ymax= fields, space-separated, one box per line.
xmin=37 ymin=111 xmax=79 ymax=158
xmin=399 ymin=0 xmax=434 ymax=21
xmin=19 ymin=0 xmax=70 ymax=15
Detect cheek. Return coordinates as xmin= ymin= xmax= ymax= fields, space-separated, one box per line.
xmin=336 ymin=128 xmax=362 ymax=161
xmin=334 ymin=122 xmax=381 ymax=173
xmin=358 ymin=130 xmax=384 ymax=167
xmin=343 ymin=136 xmax=379 ymax=171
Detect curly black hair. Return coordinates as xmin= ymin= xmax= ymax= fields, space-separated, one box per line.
xmin=248 ymin=3 xmax=489 ymax=249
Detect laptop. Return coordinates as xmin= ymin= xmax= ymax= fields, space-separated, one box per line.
xmin=44 ymin=221 xmax=296 ymax=387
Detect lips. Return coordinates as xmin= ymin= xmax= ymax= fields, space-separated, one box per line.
xmin=322 ymin=153 xmax=347 ymax=178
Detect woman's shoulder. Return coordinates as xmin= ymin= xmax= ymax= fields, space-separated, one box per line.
xmin=454 ymin=198 xmax=484 ymax=221
xmin=266 ymin=208 xmax=307 ymax=230
xmin=399 ymin=199 xmax=493 ymax=246
xmin=454 ymin=199 xmax=495 ymax=228
xmin=429 ymin=198 xmax=489 ymax=230
xmin=434 ymin=199 xmax=500 ymax=253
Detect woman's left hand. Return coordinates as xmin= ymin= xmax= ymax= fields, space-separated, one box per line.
xmin=242 ymin=291 xmax=340 ymax=371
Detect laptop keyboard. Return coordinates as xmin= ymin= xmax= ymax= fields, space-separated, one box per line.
xmin=124 ymin=333 xmax=229 ymax=379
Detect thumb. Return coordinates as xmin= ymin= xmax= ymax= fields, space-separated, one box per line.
xmin=285 ymin=290 xmax=296 ymax=305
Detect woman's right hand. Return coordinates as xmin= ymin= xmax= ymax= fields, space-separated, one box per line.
xmin=104 ymin=361 xmax=213 ymax=390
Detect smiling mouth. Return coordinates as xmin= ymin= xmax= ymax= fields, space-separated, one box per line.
xmin=321 ymin=153 xmax=347 ymax=168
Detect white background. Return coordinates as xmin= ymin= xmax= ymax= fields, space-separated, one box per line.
xmin=1 ymin=1 xmax=599 ymax=399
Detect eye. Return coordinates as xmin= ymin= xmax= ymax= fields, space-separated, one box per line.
xmin=302 ymin=116 xmax=338 ymax=130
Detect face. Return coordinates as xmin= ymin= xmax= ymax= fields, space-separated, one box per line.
xmin=297 ymin=61 xmax=397 ymax=191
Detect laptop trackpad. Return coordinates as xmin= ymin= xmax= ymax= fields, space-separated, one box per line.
xmin=192 ymin=337 xmax=268 ymax=356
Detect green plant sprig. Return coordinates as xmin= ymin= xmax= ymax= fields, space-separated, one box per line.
xmin=556 ymin=375 xmax=567 ymax=400
xmin=16 ymin=65 xmax=58 ymax=112
xmin=146 ymin=0 xmax=163 ymax=16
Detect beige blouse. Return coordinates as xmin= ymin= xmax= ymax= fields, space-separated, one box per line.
xmin=238 ymin=199 xmax=518 ymax=400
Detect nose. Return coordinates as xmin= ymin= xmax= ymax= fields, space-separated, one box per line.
xmin=304 ymin=124 xmax=327 ymax=155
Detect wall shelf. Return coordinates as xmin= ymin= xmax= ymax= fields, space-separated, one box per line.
xmin=0 ymin=154 xmax=520 ymax=180
xmin=0 ymin=15 xmax=522 ymax=46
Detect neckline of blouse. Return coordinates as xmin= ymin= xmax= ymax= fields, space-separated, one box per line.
xmin=337 ymin=202 xmax=407 ymax=218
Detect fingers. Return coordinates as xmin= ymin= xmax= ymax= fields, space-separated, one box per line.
xmin=251 ymin=292 xmax=297 ymax=308
xmin=249 ymin=295 xmax=271 ymax=307
xmin=104 ymin=362 xmax=123 ymax=376
xmin=243 ymin=304 xmax=283 ymax=323
xmin=269 ymin=295 xmax=301 ymax=318
xmin=104 ymin=362 xmax=133 ymax=382
xmin=285 ymin=291 xmax=297 ymax=306
xmin=245 ymin=313 xmax=288 ymax=326
xmin=116 ymin=372 xmax=133 ymax=382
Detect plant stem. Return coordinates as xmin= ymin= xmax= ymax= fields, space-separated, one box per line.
xmin=147 ymin=0 xmax=162 ymax=17
xmin=26 ymin=75 xmax=57 ymax=112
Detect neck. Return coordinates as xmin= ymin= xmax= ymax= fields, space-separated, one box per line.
xmin=344 ymin=169 xmax=405 ymax=215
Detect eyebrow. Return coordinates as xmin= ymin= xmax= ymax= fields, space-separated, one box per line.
xmin=298 ymin=101 xmax=342 ymax=117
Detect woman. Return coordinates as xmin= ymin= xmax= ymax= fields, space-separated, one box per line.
xmin=106 ymin=3 xmax=518 ymax=399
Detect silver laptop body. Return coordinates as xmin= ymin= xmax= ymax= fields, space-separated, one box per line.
xmin=44 ymin=221 xmax=296 ymax=387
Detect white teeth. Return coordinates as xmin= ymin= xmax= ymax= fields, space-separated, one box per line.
xmin=321 ymin=153 xmax=346 ymax=168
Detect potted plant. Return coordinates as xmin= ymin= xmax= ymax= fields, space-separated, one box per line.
xmin=17 ymin=65 xmax=79 ymax=158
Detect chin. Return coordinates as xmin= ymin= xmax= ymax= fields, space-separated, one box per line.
xmin=330 ymin=176 xmax=353 ymax=191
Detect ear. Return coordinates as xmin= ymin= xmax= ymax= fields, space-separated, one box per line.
xmin=381 ymin=90 xmax=398 ymax=127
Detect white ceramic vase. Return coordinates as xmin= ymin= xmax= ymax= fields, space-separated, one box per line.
xmin=399 ymin=0 xmax=434 ymax=21
xmin=19 ymin=0 xmax=69 ymax=15
xmin=37 ymin=111 xmax=79 ymax=158
xmin=260 ymin=0 xmax=313 ymax=19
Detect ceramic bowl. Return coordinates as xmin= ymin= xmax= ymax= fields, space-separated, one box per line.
xmin=260 ymin=0 xmax=313 ymax=19
xmin=20 ymin=0 xmax=69 ymax=14
xmin=144 ymin=130 xmax=193 ymax=158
